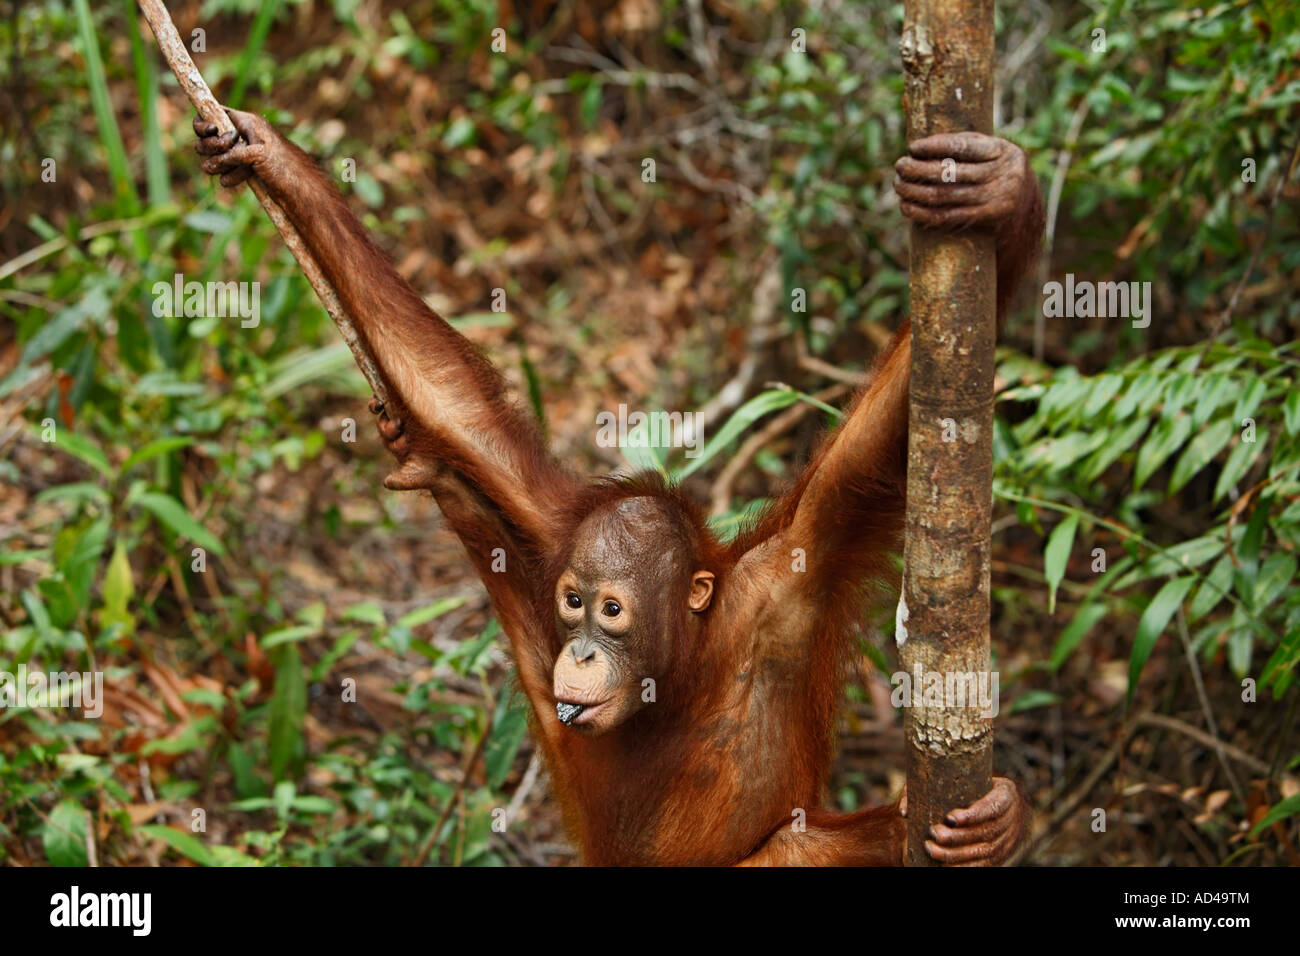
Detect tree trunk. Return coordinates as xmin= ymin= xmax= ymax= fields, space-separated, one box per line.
xmin=899 ymin=0 xmax=997 ymax=867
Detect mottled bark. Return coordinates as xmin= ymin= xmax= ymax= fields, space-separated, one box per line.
xmin=899 ymin=0 xmax=996 ymax=866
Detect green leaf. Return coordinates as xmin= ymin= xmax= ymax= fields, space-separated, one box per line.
xmin=134 ymin=491 xmax=226 ymax=555
xmin=45 ymin=515 xmax=110 ymax=626
xmin=99 ymin=539 xmax=135 ymax=634
xmin=44 ymin=429 xmax=113 ymax=479
xmin=264 ymin=343 xmax=361 ymax=399
xmin=1227 ymin=623 xmax=1254 ymax=678
xmin=1249 ymin=795 xmax=1300 ymax=837
xmin=207 ymin=845 xmax=261 ymax=867
xmin=1253 ymin=553 xmax=1296 ymax=611
xmin=121 ymin=436 xmax=194 ymax=473
xmin=1157 ymin=536 xmax=1225 ymax=574
xmin=443 ymin=115 xmax=477 ymax=147
xmin=227 ymin=743 xmax=263 ymax=800
xmin=43 ymin=800 xmax=89 ymax=867
xmin=182 ymin=688 xmax=226 ymax=709
xmin=141 ymin=716 xmax=217 ymax=755
xmin=17 ymin=299 xmax=91 ymax=368
xmin=619 ymin=412 xmax=671 ymax=476
xmin=678 ymin=389 xmax=802 ymax=479
xmin=72 ymin=0 xmax=138 ymax=212
xmin=138 ymin=825 xmax=216 ymax=866
xmin=485 ymin=686 xmax=530 ymax=790
xmin=1081 ymin=374 xmax=1124 ymax=418
xmin=1233 ymin=495 xmax=1270 ymax=608
xmin=1284 ymin=391 xmax=1300 ymax=436
xmin=1113 ymin=537 xmax=1225 ymax=592
xmin=1049 ymin=601 xmax=1108 ymax=670
xmin=1168 ymin=419 xmax=1235 ymax=494
xmin=1127 ymin=577 xmax=1195 ymax=709
xmin=1163 ymin=373 xmax=1198 ymax=418
xmin=397 ymin=596 xmax=468 ymax=628
xmin=1008 ymin=690 xmax=1062 ymax=714
xmin=134 ymin=373 xmax=206 ymax=397
xmin=354 ymin=172 xmax=384 ymax=208
xmin=388 ymin=625 xmax=412 ymax=656
xmin=1190 ymin=373 xmax=1237 ymax=428
xmin=342 ymin=601 xmax=386 ymax=626
xmin=1261 ymin=627 xmax=1300 ymax=693
xmin=311 ymin=629 xmax=359 ymax=682
xmin=273 ymin=781 xmax=296 ymax=819
xmin=1133 ymin=415 xmax=1193 ymax=489
xmin=35 ymin=482 xmax=110 ymax=507
xmin=1214 ymin=430 xmax=1267 ymax=503
xmin=268 ymin=645 xmax=307 ymax=782
xmin=227 ymin=797 xmax=275 ymax=812
xmin=183 ymin=210 xmax=233 ymax=233
xmin=1230 ymin=377 xmax=1267 ymax=425
xmin=261 ymin=625 xmax=318 ymax=649
xmin=296 ymin=601 xmax=326 ymax=628
xmin=1024 ymin=431 xmax=1108 ymax=474
xmin=0 ymin=548 xmax=49 ymax=566
xmin=1187 ymin=554 xmax=1233 ymax=622
xmin=21 ymin=589 xmax=53 ymax=636
xmin=1081 ymin=418 xmax=1149 ymax=481
xmin=290 ymin=795 xmax=339 ymax=815
xmin=1112 ymin=373 xmax=1162 ymax=420
xmin=1044 ymin=513 xmax=1079 ymax=614
xmin=448 ymin=618 xmax=500 ymax=676
xmin=580 ymin=78 xmax=603 ymax=127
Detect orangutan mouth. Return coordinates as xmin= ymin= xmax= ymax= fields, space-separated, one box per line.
xmin=556 ymin=701 xmax=586 ymax=725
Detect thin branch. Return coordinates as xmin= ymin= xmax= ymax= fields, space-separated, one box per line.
xmin=84 ymin=809 xmax=98 ymax=867
xmin=1017 ymin=708 xmax=1286 ymax=864
xmin=505 ymin=751 xmax=543 ymax=825
xmin=1014 ymin=723 xmax=1134 ymax=864
xmin=795 ymin=337 xmax=870 ymax=386
xmin=679 ymin=248 xmax=784 ymax=451
xmin=410 ymin=726 xmax=489 ymax=867
xmin=1212 ymin=136 xmax=1300 ymax=336
xmin=1173 ymin=606 xmax=1246 ymax=807
xmin=709 ymin=384 xmax=851 ymax=516
xmin=1136 ymin=711 xmax=1275 ymax=779
xmin=134 ymin=0 xmax=388 ymax=404
xmin=1036 ymin=96 xmax=1090 ymax=361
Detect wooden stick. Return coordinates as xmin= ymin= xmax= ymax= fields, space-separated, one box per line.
xmin=134 ymin=0 xmax=388 ymax=404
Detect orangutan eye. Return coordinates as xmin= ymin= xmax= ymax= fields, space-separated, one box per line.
xmin=565 ymin=593 xmax=582 ymax=609
xmin=603 ymin=601 xmax=621 ymax=618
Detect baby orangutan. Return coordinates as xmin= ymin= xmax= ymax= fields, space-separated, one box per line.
xmin=196 ymin=106 xmax=1042 ymax=865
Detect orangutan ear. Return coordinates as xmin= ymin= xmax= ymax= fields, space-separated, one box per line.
xmin=688 ymin=570 xmax=715 ymax=612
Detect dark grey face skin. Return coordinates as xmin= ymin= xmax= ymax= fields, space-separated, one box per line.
xmin=551 ymin=497 xmax=711 ymax=734
xmin=559 ymin=499 xmax=683 ymax=650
